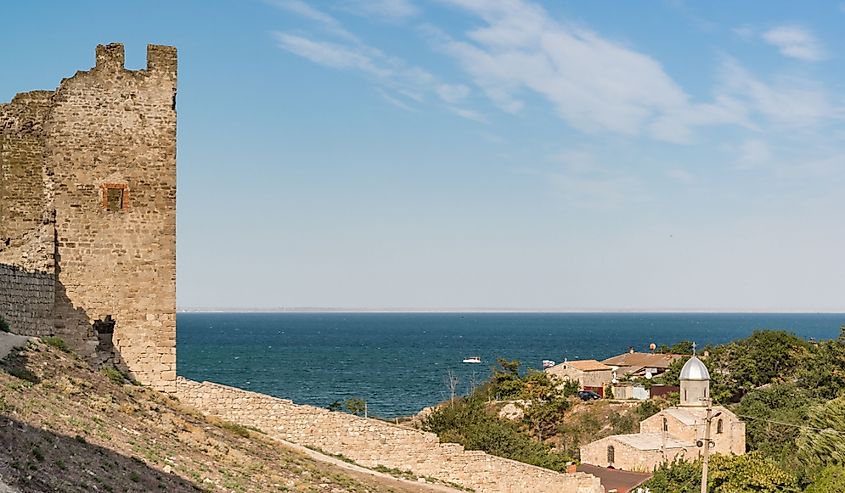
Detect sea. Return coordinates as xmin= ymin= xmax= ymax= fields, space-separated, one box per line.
xmin=177 ymin=312 xmax=844 ymax=418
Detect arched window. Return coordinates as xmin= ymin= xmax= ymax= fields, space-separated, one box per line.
xmin=663 ymin=417 xmax=668 ymax=432
xmin=717 ymin=419 xmax=723 ymax=434
xmin=607 ymin=445 xmax=615 ymax=464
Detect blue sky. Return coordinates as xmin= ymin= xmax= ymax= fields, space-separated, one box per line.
xmin=2 ymin=1 xmax=844 ymax=311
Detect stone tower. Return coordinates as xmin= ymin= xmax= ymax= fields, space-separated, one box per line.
xmin=679 ymin=355 xmax=710 ymax=407
xmin=0 ymin=43 xmax=177 ymax=392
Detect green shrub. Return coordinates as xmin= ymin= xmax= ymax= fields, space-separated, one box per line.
xmin=42 ymin=336 xmax=69 ymax=353
xmin=0 ymin=316 xmax=9 ymax=333
xmin=220 ymin=421 xmax=251 ymax=438
xmin=102 ymin=367 xmax=126 ymax=385
xmin=423 ymin=394 xmax=572 ymax=472
xmin=805 ymin=466 xmax=845 ymax=493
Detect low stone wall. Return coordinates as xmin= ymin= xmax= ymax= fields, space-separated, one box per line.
xmin=177 ymin=378 xmax=603 ymax=493
xmin=0 ymin=263 xmax=54 ymax=336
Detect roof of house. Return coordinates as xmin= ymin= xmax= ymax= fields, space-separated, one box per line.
xmin=654 ymin=406 xmax=735 ymax=426
xmin=576 ymin=464 xmax=652 ymax=493
xmin=548 ymin=359 xmax=612 ymax=373
xmin=609 ymin=432 xmax=693 ymax=451
xmin=602 ymin=351 xmax=682 ymax=369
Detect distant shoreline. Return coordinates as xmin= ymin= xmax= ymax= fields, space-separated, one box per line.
xmin=177 ymin=308 xmax=845 ymax=314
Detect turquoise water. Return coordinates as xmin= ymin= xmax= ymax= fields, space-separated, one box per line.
xmin=176 ymin=312 xmax=844 ymax=418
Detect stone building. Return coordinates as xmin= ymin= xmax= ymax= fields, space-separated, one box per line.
xmin=580 ymin=356 xmax=746 ymax=472
xmin=546 ymin=359 xmax=613 ymax=396
xmin=0 ymin=43 xmax=177 ymax=391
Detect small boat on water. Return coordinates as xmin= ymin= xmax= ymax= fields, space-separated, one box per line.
xmin=542 ymin=359 xmax=556 ymax=369
xmin=462 ymin=356 xmax=482 ymax=364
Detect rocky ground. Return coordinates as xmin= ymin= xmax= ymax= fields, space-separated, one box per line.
xmin=0 ymin=337 xmax=452 ymax=493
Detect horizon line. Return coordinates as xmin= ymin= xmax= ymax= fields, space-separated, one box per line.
xmin=176 ymin=307 xmax=845 ymax=314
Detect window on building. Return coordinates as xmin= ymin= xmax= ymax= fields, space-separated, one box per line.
xmin=717 ymin=419 xmax=723 ymax=434
xmin=663 ymin=417 xmax=668 ymax=432
xmin=101 ymin=183 xmax=129 ymax=211
xmin=607 ymin=445 xmax=615 ymax=464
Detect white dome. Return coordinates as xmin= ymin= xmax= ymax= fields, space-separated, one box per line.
xmin=680 ymin=356 xmax=710 ymax=381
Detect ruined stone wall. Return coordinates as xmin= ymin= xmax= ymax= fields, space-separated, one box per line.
xmin=177 ymin=378 xmax=604 ymax=493
xmin=0 ymin=43 xmax=177 ymax=392
xmin=0 ymin=91 xmax=52 ymax=246
xmin=45 ymin=44 xmax=177 ymax=390
xmin=0 ymin=264 xmax=54 ymax=336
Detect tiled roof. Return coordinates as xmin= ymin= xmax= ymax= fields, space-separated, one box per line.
xmin=577 ymin=464 xmax=652 ymax=493
xmin=549 ymin=359 xmax=612 ymax=372
xmin=612 ymin=432 xmax=693 ymax=451
xmin=602 ymin=352 xmax=682 ymax=369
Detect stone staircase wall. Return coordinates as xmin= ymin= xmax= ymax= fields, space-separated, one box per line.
xmin=177 ymin=378 xmax=603 ymax=493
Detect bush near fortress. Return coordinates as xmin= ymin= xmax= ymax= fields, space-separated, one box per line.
xmin=0 ymin=316 xmax=9 ymax=333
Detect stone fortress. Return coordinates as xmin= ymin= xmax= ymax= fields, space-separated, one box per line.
xmin=1 ymin=43 xmax=604 ymax=492
xmin=1 ymin=42 xmax=177 ymax=391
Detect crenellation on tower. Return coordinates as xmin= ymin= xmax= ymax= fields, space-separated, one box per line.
xmin=0 ymin=42 xmax=178 ymax=392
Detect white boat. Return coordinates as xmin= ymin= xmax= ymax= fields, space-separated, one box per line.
xmin=462 ymin=356 xmax=481 ymax=364
xmin=542 ymin=359 xmax=556 ymax=369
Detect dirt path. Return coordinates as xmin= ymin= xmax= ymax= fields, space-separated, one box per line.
xmin=283 ymin=439 xmax=462 ymax=493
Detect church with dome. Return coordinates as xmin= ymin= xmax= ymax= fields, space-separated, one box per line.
xmin=579 ymin=355 xmax=746 ymax=472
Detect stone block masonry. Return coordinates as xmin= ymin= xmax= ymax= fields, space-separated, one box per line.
xmin=177 ymin=378 xmax=604 ymax=493
xmin=0 ymin=43 xmax=177 ymax=392
xmin=0 ymin=264 xmax=54 ymax=336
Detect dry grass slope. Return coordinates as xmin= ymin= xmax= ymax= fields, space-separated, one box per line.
xmin=0 ymin=339 xmax=443 ymax=493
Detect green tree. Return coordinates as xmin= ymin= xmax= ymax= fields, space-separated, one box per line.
xmin=796 ymin=327 xmax=845 ymax=400
xmin=561 ymin=379 xmax=579 ymax=397
xmin=708 ymin=453 xmax=800 ymax=492
xmin=735 ymin=383 xmax=814 ymax=471
xmin=645 ymin=459 xmax=699 ymax=493
xmin=491 ymin=358 xmax=524 ymax=400
xmin=423 ymin=394 xmax=572 ymax=472
xmin=797 ymin=396 xmax=845 ymax=471
xmin=657 ymin=340 xmax=695 ymax=354
xmin=523 ymin=398 xmax=569 ymax=441
xmin=645 ymin=454 xmax=799 ymax=493
xmin=635 ymin=400 xmax=663 ymax=420
xmin=344 ymin=398 xmax=367 ymax=416
xmin=804 ymin=465 xmax=845 ymax=493
xmin=520 ymin=370 xmax=562 ymax=402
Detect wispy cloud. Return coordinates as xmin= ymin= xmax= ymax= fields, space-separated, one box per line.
xmin=717 ymin=57 xmax=833 ymax=127
xmin=341 ymin=0 xmax=419 ymax=22
xmin=377 ymin=88 xmax=417 ymax=112
xmin=271 ymin=2 xmax=481 ymax=121
xmin=446 ymin=105 xmax=488 ymax=123
xmin=436 ymin=83 xmax=470 ymax=104
xmin=732 ymin=25 xmax=754 ymax=39
xmin=268 ymin=0 xmax=360 ymax=42
xmin=762 ymin=25 xmax=826 ymax=61
xmin=425 ymin=0 xmax=748 ymax=143
xmin=273 ymin=33 xmax=390 ymax=76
